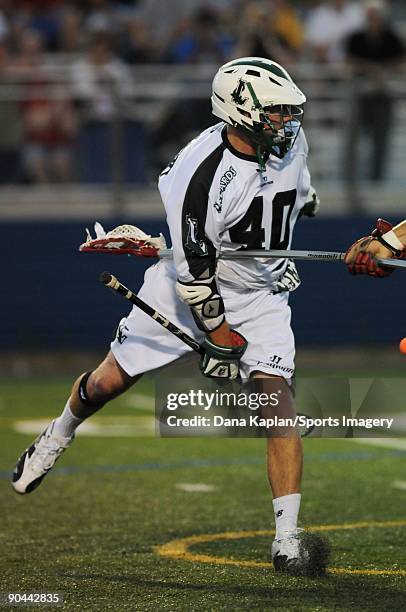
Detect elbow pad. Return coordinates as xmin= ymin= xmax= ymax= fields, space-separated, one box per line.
xmin=176 ymin=277 xmax=225 ymax=333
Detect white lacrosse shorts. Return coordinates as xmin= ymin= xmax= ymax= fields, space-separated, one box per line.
xmin=111 ymin=259 xmax=295 ymax=380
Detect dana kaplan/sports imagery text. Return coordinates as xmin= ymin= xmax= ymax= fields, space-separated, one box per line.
xmin=165 ymin=415 xmax=395 ymax=430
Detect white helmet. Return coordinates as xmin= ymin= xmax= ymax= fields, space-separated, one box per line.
xmin=211 ymin=57 xmax=306 ymax=158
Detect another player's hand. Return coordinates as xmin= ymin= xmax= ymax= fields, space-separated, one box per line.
xmin=344 ymin=237 xmax=393 ymax=277
xmin=344 ymin=218 xmax=403 ymax=278
xmin=200 ymin=330 xmax=247 ymax=379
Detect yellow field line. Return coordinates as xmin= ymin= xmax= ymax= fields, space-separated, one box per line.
xmin=155 ymin=519 xmax=406 ymax=576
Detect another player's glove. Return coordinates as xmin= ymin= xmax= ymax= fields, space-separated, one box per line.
xmin=299 ymin=185 xmax=320 ymax=218
xmin=345 ymin=218 xmax=405 ymax=278
xmin=200 ymin=330 xmax=248 ymax=379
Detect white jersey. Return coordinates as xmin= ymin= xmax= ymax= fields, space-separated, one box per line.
xmin=158 ymin=122 xmax=311 ymax=291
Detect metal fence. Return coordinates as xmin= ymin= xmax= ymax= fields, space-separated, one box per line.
xmin=0 ymin=61 xmax=406 ymax=217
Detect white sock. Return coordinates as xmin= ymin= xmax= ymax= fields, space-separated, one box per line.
xmin=273 ymin=493 xmax=301 ymax=538
xmin=53 ymin=401 xmax=84 ymax=438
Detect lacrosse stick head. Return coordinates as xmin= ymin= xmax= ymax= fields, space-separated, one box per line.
xmin=79 ymin=223 xmax=167 ymax=257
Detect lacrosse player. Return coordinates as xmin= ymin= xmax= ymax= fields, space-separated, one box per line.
xmin=12 ymin=57 xmax=321 ymax=574
xmin=345 ymin=218 xmax=406 ymax=276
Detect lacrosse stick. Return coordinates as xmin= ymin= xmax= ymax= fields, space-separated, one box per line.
xmin=100 ymin=271 xmax=202 ymax=354
xmin=80 ymin=223 xmax=406 ymax=269
xmin=159 ymin=248 xmax=406 ymax=268
xmin=100 ymin=271 xmax=314 ymax=437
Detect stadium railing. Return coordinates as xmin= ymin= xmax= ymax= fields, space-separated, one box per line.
xmin=0 ymin=62 xmax=405 ymax=217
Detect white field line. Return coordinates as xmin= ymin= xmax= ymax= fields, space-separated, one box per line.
xmin=124 ymin=393 xmax=155 ymax=411
xmin=175 ymin=483 xmax=216 ymax=493
xmin=351 ymin=438 xmax=406 ymax=451
xmin=392 ymin=480 xmax=406 ymax=491
xmin=13 ymin=417 xmax=155 ymax=437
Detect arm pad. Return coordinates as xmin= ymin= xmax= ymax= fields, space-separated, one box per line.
xmin=176 ymin=277 xmax=225 ymax=333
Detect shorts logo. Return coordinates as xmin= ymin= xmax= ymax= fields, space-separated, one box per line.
xmin=255 ymin=357 xmax=294 ymax=375
xmin=214 ymin=166 xmax=237 ymax=212
xmin=116 ymin=321 xmax=129 ymax=344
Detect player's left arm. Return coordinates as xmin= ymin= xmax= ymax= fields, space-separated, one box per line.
xmin=173 ymin=178 xmax=226 ymax=335
xmin=172 ymin=180 xmax=247 ymax=378
xmin=295 ymin=130 xmax=319 ymax=219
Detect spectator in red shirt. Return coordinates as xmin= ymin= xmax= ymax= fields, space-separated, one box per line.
xmin=14 ymin=30 xmax=78 ymax=182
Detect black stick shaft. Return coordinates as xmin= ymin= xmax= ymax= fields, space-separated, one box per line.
xmin=100 ymin=271 xmax=203 ymax=355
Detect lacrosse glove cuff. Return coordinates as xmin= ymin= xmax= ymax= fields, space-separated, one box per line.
xmin=200 ymin=330 xmax=248 ymax=380
xmin=372 ymin=218 xmax=404 ymax=257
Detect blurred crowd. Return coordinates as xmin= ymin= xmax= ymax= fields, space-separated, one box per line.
xmin=0 ymin=0 xmax=404 ymax=184
xmin=0 ymin=0 xmax=404 ymax=63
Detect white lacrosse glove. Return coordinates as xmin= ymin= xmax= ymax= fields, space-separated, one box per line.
xmin=272 ymin=260 xmax=301 ymax=294
xmin=300 ymin=186 xmax=320 ymax=218
xmin=200 ymin=330 xmax=248 ymax=379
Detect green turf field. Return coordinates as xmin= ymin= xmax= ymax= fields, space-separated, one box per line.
xmin=0 ymin=378 xmax=405 ymax=611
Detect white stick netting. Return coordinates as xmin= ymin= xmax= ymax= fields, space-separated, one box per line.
xmin=84 ymin=222 xmax=167 ymax=250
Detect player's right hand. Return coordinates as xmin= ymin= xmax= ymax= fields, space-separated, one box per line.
xmin=200 ymin=330 xmax=247 ymax=379
xmin=344 ymin=238 xmax=393 ymax=277
xmin=344 ymin=218 xmax=404 ymax=278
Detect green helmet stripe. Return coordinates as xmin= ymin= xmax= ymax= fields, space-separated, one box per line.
xmin=227 ymin=59 xmax=289 ymax=81
xmin=246 ymin=82 xmax=262 ymax=110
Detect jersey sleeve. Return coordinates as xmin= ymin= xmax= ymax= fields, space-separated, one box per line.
xmin=176 ymin=177 xmax=218 ymax=282
xmin=161 ymin=141 xmax=227 ymax=333
xmin=165 ymin=143 xmax=226 ymax=283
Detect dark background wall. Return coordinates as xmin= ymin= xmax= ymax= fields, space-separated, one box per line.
xmin=1 ymin=216 xmax=404 ymax=352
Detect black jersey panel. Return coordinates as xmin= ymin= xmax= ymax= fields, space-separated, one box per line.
xmin=181 ymin=143 xmax=225 ymax=280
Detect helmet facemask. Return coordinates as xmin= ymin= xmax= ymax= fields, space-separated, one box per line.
xmin=236 ymin=80 xmax=304 ymax=159
xmin=254 ymin=104 xmax=304 ymax=159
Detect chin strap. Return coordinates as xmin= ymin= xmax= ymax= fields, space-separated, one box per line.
xmin=256 ymin=144 xmax=268 ymax=186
